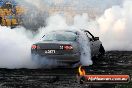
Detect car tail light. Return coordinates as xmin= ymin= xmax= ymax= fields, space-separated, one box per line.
xmin=31 ymin=45 xmax=40 ymax=49
xmin=31 ymin=45 xmax=37 ymax=49
xmin=64 ymin=45 xmax=73 ymax=50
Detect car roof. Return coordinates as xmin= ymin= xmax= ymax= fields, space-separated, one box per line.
xmin=51 ymin=30 xmax=76 ymax=32
xmin=50 ymin=29 xmax=89 ymax=33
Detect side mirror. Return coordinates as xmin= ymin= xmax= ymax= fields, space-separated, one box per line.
xmin=94 ymin=37 xmax=99 ymax=41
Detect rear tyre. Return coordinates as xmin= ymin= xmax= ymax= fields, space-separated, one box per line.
xmin=98 ymin=44 xmax=105 ymax=58
xmin=92 ymin=45 xmax=105 ymax=64
xmin=78 ymin=76 xmax=86 ymax=84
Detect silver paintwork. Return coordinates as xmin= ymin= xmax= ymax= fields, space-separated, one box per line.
xmin=31 ymin=30 xmax=103 ymax=64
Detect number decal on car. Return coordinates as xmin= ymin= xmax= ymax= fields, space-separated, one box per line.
xmin=45 ymin=50 xmax=56 ymax=54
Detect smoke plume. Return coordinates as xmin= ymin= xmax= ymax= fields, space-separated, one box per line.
xmin=98 ymin=0 xmax=132 ymax=51
xmin=0 ymin=14 xmax=92 ymax=68
xmin=0 ymin=26 xmax=37 ymax=68
xmin=0 ymin=0 xmax=131 ymax=68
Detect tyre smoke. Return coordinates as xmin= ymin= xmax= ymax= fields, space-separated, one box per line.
xmin=0 ymin=26 xmax=37 ymax=68
xmin=70 ymin=1 xmax=132 ymax=51
xmin=98 ymin=0 xmax=132 ymax=51
xmin=0 ymin=14 xmax=92 ymax=68
xmin=0 ymin=0 xmax=131 ymax=68
xmin=77 ymin=30 xmax=92 ymax=66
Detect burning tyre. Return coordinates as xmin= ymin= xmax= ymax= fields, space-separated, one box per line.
xmin=31 ymin=29 xmax=105 ymax=66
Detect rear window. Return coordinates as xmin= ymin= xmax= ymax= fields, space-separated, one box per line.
xmin=42 ymin=31 xmax=77 ymax=41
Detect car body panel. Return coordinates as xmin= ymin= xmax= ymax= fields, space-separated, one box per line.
xmin=33 ymin=41 xmax=80 ymax=55
xmin=31 ymin=40 xmax=80 ymax=63
xmin=31 ymin=30 xmax=103 ymax=64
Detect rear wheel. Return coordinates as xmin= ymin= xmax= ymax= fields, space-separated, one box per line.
xmin=77 ymin=76 xmax=86 ymax=84
xmin=98 ymin=44 xmax=105 ymax=58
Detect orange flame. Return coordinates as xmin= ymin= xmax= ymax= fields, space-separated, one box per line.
xmin=78 ymin=66 xmax=86 ymax=76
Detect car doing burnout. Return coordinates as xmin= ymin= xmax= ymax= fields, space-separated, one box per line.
xmin=31 ymin=30 xmax=105 ymax=65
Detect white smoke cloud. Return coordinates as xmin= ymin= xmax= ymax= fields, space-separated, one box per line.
xmin=98 ymin=0 xmax=132 ymax=51
xmin=0 ymin=26 xmax=37 ymax=68
xmin=73 ymin=13 xmax=99 ymax=35
xmin=0 ymin=25 xmax=68 ymax=69
xmin=78 ymin=30 xmax=92 ymax=65
xmin=70 ymin=1 xmax=132 ymax=51
xmin=0 ymin=14 xmax=92 ymax=68
xmin=0 ymin=0 xmax=131 ymax=68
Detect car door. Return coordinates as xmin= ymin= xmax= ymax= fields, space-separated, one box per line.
xmin=85 ymin=32 xmax=95 ymax=56
xmin=85 ymin=31 xmax=99 ymax=56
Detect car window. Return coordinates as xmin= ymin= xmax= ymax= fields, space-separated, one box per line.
xmin=42 ymin=32 xmax=77 ymax=41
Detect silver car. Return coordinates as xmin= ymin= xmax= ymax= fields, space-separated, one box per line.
xmin=31 ymin=30 xmax=105 ymax=65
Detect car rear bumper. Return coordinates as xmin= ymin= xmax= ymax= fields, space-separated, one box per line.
xmin=32 ymin=53 xmax=80 ymax=63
